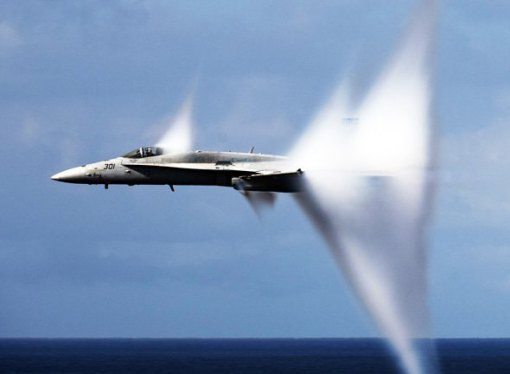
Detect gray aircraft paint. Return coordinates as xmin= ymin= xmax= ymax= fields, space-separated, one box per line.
xmin=52 ymin=149 xmax=303 ymax=193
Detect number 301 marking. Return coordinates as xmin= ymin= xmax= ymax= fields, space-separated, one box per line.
xmin=104 ymin=163 xmax=115 ymax=170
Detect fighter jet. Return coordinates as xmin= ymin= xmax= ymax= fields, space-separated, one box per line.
xmin=51 ymin=146 xmax=304 ymax=193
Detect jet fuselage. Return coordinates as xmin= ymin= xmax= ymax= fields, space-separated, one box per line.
xmin=51 ymin=148 xmax=302 ymax=192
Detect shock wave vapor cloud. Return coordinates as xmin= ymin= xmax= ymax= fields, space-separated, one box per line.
xmin=291 ymin=1 xmax=437 ymax=373
xmin=48 ymin=1 xmax=437 ymax=373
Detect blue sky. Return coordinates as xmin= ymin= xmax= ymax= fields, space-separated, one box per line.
xmin=1 ymin=0 xmax=509 ymax=338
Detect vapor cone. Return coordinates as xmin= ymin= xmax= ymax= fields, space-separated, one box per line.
xmin=156 ymin=95 xmax=194 ymax=153
xmin=291 ymin=1 xmax=437 ymax=373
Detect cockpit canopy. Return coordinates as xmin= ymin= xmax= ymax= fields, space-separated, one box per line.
xmin=122 ymin=146 xmax=164 ymax=159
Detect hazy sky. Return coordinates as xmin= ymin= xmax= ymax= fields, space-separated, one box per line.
xmin=1 ymin=0 xmax=509 ymax=338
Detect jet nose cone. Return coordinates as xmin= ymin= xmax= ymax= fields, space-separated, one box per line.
xmin=51 ymin=167 xmax=84 ymax=183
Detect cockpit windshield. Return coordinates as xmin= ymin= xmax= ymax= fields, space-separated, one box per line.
xmin=122 ymin=146 xmax=163 ymax=159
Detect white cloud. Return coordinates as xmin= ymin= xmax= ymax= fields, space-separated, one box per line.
xmin=16 ymin=115 xmax=82 ymax=167
xmin=439 ymin=115 xmax=510 ymax=227
xmin=208 ymin=74 xmax=297 ymax=152
xmin=0 ymin=21 xmax=22 ymax=50
xmin=495 ymin=90 xmax=510 ymax=114
xmin=491 ymin=246 xmax=510 ymax=292
xmin=98 ymin=240 xmax=257 ymax=268
xmin=449 ymin=5 xmax=510 ymax=56
xmin=462 ymin=244 xmax=510 ymax=293
xmin=19 ymin=116 xmax=44 ymax=144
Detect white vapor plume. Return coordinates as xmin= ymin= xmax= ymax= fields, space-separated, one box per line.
xmin=242 ymin=191 xmax=277 ymax=217
xmin=156 ymin=95 xmax=194 ymax=153
xmin=290 ymin=1 xmax=437 ymax=373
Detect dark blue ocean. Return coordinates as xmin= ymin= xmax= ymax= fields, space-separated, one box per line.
xmin=0 ymin=338 xmax=509 ymax=373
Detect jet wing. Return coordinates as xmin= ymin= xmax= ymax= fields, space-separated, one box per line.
xmin=122 ymin=160 xmax=304 ymax=192
xmin=121 ymin=161 xmax=261 ymax=174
